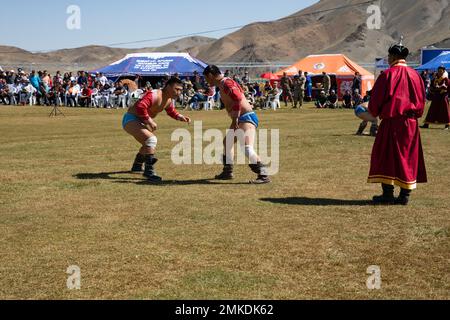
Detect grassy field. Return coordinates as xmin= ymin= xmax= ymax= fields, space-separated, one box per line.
xmin=0 ymin=103 xmax=449 ymax=300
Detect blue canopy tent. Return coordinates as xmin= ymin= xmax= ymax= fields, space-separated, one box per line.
xmin=416 ymin=51 xmax=450 ymax=71
xmin=91 ymin=52 xmax=208 ymax=77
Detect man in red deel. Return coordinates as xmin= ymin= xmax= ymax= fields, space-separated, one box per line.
xmin=367 ymin=39 xmax=427 ymax=205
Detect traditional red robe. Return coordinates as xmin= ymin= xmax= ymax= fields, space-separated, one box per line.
xmin=367 ymin=61 xmax=427 ymax=190
xmin=425 ymin=77 xmax=450 ymax=125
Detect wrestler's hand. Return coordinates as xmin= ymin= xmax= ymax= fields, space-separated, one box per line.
xmin=231 ymin=119 xmax=239 ymax=130
xmin=179 ymin=115 xmax=191 ymax=124
xmin=147 ymin=119 xmax=158 ymax=132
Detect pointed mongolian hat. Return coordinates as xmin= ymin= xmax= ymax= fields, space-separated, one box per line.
xmin=388 ymin=36 xmax=409 ymax=58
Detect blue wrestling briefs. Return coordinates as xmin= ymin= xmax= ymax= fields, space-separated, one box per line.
xmin=122 ymin=113 xmax=141 ymax=128
xmin=354 ymin=105 xmax=368 ymax=117
xmin=239 ymin=112 xmax=259 ymax=128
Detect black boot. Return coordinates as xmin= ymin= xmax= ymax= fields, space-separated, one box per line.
xmin=215 ymin=155 xmax=234 ymax=180
xmin=143 ymin=155 xmax=162 ymax=182
xmin=395 ymin=188 xmax=411 ymax=206
xmin=370 ymin=123 xmax=378 ymax=137
xmin=249 ymin=162 xmax=271 ymax=184
xmin=131 ymin=153 xmax=146 ymax=173
xmin=445 ymin=125 xmax=449 ymax=131
xmin=356 ymin=121 xmax=367 ymax=135
xmin=420 ymin=123 xmax=429 ymax=129
xmin=373 ymin=184 xmax=395 ymax=205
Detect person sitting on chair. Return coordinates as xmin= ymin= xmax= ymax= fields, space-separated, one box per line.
xmin=188 ymin=88 xmax=208 ymax=110
xmin=79 ymin=83 xmax=93 ymax=107
xmin=182 ymin=82 xmax=195 ymax=109
xmin=67 ymin=81 xmax=79 ymax=107
xmin=114 ymin=83 xmax=128 ymax=109
xmin=263 ymin=81 xmax=273 ymax=96
xmin=264 ymin=83 xmax=281 ymax=109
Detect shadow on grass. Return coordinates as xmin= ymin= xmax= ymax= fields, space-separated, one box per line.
xmin=331 ymin=134 xmax=374 ymax=137
xmin=260 ymin=197 xmax=372 ymax=206
xmin=74 ymin=171 xmax=249 ymax=186
xmin=420 ymin=127 xmax=450 ymax=131
xmin=75 ymin=171 xmax=142 ymax=181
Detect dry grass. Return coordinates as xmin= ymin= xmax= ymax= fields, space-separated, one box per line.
xmin=0 ymin=103 xmax=449 ymax=300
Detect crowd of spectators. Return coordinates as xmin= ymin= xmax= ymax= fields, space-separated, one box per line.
xmin=183 ymin=70 xmax=289 ymax=111
xmin=276 ymin=70 xmax=367 ymax=109
xmin=0 ymin=67 xmax=352 ymax=111
xmin=0 ymin=68 xmax=147 ymax=108
xmin=2 ymin=67 xmax=443 ymax=111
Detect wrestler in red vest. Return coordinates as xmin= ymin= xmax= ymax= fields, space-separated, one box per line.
xmin=203 ymin=65 xmax=271 ymax=184
xmin=122 ymin=77 xmax=191 ymax=182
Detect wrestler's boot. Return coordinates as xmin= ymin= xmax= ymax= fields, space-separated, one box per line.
xmin=395 ymin=188 xmax=412 ymax=206
xmin=249 ymin=162 xmax=271 ymax=184
xmin=215 ymin=155 xmax=234 ymax=180
xmin=143 ymin=154 xmax=162 ymax=182
xmin=370 ymin=122 xmax=379 ymax=137
xmin=131 ymin=153 xmax=145 ymax=173
xmin=356 ymin=121 xmax=368 ymax=135
xmin=373 ymin=184 xmax=395 ymax=205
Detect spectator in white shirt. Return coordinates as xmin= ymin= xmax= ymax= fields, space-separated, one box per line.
xmin=67 ymin=81 xmax=80 ymax=107
xmin=98 ymin=73 xmax=108 ymax=87
xmin=20 ymin=80 xmax=36 ymax=105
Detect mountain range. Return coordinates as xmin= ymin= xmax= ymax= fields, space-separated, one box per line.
xmin=1 ymin=0 xmax=449 ymax=72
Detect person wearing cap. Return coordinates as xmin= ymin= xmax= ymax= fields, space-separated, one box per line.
xmin=19 ymin=78 xmax=36 ymax=105
xmin=322 ymin=72 xmax=331 ymax=95
xmin=280 ymin=72 xmax=293 ymax=107
xmin=292 ymin=73 xmax=306 ymax=109
xmin=367 ymin=39 xmax=427 ymax=205
xmin=326 ymin=89 xmax=338 ymax=109
xmin=315 ymin=90 xmax=327 ymax=108
xmin=421 ymin=66 xmax=449 ymax=130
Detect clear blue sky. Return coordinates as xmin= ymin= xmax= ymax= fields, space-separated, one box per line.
xmin=0 ymin=0 xmax=318 ymax=52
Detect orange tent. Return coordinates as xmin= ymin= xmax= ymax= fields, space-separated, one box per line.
xmin=276 ymin=54 xmax=374 ymax=98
